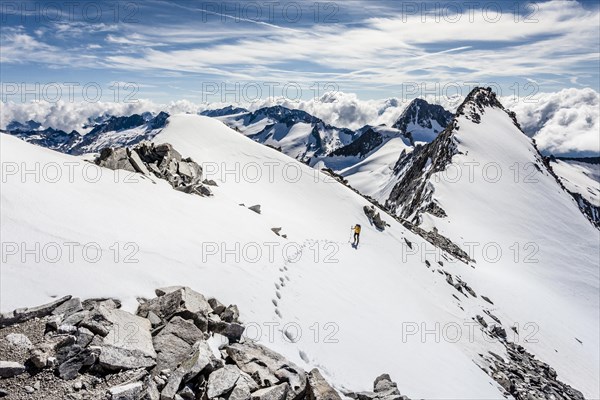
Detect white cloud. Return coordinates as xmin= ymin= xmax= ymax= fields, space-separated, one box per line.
xmin=504 ymin=88 xmax=600 ymax=156
xmin=101 ymin=0 xmax=599 ymax=87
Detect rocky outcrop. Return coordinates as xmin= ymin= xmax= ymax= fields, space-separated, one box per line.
xmin=0 ymin=288 xmax=344 ymax=400
xmin=96 ymin=142 xmax=212 ymax=197
xmin=481 ymin=342 xmax=585 ymax=400
xmin=363 ymin=205 xmax=389 ymax=231
xmin=346 ymin=374 xmax=410 ymax=400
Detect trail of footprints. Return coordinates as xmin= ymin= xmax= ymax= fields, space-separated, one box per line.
xmin=271 ymin=241 xmax=309 ymax=319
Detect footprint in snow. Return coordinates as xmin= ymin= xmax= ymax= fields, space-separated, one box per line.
xmin=275 ymin=283 xmax=280 ymax=290
xmin=275 ymin=309 xmax=282 ymax=318
xmin=272 ymin=299 xmax=278 ymax=307
xmin=276 ymin=291 xmax=281 ymax=299
xmin=299 ymin=350 xmax=310 ymax=363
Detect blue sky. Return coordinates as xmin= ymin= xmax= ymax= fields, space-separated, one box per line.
xmin=1 ymin=0 xmax=599 ymax=104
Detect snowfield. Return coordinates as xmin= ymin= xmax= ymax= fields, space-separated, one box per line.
xmin=551 ymin=159 xmax=600 ymax=208
xmin=1 ymin=114 xmax=598 ymax=399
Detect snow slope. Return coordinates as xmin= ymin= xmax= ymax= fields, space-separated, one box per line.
xmin=1 ymin=113 xmax=597 ymax=398
xmin=386 ymin=89 xmax=599 ymax=397
xmin=551 ymin=159 xmax=600 ymax=207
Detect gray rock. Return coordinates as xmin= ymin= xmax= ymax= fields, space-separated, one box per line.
xmin=373 ymin=374 xmax=401 ymax=396
xmin=76 ymin=327 xmax=95 ymax=348
xmin=207 ymin=364 xmax=241 ymax=398
xmin=229 ymin=371 xmax=258 ymax=400
xmin=221 ymin=305 xmax=239 ymax=323
xmin=0 ymin=361 xmax=26 ymax=378
xmin=161 ymin=341 xmax=216 ymax=400
xmin=251 ymin=383 xmax=289 ymax=400
xmin=307 ymin=368 xmax=341 ymax=400
xmin=57 ymin=345 xmax=98 ymax=380
xmin=63 ymin=310 xmax=89 ymax=326
xmin=96 ymin=147 xmax=136 ymax=172
xmin=227 ymin=341 xmax=306 ymax=400
xmin=52 ymin=297 xmax=83 ymax=318
xmin=248 ymin=205 xmax=261 ymax=214
xmin=208 ymin=298 xmax=226 ymax=315
xmin=212 ymin=321 xmax=245 ymax=343
xmin=363 ymin=206 xmax=388 ymax=231
xmin=137 ymin=287 xmax=211 ymax=330
xmin=128 ymin=149 xmax=151 ymax=175
xmin=346 ymin=374 xmax=409 ymax=400
xmin=29 ymin=347 xmax=50 ymax=369
xmin=109 ymin=381 xmax=143 ymax=400
xmin=0 ymin=295 xmax=72 ymax=328
xmin=98 ymin=308 xmax=156 ymax=371
xmin=153 ymin=316 xmax=204 ymax=372
xmin=5 ymin=333 xmax=32 ymax=350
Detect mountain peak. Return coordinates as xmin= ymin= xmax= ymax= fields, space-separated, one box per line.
xmin=456 ymin=87 xmax=521 ymax=128
xmin=392 ymin=98 xmax=453 ymax=143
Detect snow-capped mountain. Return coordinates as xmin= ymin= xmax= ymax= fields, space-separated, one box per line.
xmin=376 ymin=87 xmax=599 ymax=395
xmin=214 ymin=105 xmax=357 ymax=162
xmin=392 ymin=98 xmax=453 ymax=144
xmin=1 ymin=112 xmax=169 ymax=155
xmin=2 ymin=101 xmax=598 ymax=398
xmin=200 ymin=106 xmax=249 ymax=118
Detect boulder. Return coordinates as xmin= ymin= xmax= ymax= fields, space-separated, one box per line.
xmin=363 ymin=206 xmax=388 ymax=231
xmin=128 ymin=149 xmax=151 ymax=175
xmin=307 ymin=368 xmax=341 ymax=400
xmin=52 ymin=297 xmax=83 ymax=318
xmin=207 ymin=364 xmax=241 ymax=398
xmin=248 ymin=205 xmax=261 ymax=214
xmin=212 ymin=321 xmax=245 ymax=343
xmin=0 ymin=295 xmax=72 ymax=328
xmin=137 ymin=287 xmax=212 ymax=330
xmin=108 ymin=381 xmax=143 ymax=400
xmin=346 ymin=374 xmax=409 ymax=400
xmin=5 ymin=333 xmax=32 ymax=350
xmin=161 ymin=340 xmax=216 ymax=400
xmin=373 ymin=374 xmax=401 ymax=396
xmin=229 ymin=371 xmax=259 ymax=400
xmin=98 ymin=308 xmax=156 ymax=371
xmin=208 ymin=298 xmax=226 ymax=315
xmin=0 ymin=361 xmax=26 ymax=378
xmin=153 ymin=316 xmax=204 ymax=372
xmin=221 ymin=305 xmax=239 ymax=323
xmin=226 ymin=341 xmax=306 ymax=400
xmin=251 ymin=383 xmax=289 ymax=400
xmin=96 ymin=147 xmax=136 ymax=172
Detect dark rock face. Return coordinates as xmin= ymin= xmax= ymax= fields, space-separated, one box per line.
xmin=385 ymin=87 xmax=538 ymax=226
xmin=330 ymin=128 xmax=384 ymax=158
xmin=2 ymin=127 xmax=82 ymax=153
xmin=222 ymin=105 xmax=356 ymax=162
xmin=95 ymin=142 xmax=212 ymax=197
xmin=392 ymin=98 xmax=453 ymax=144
